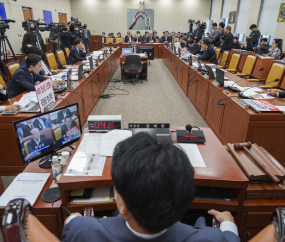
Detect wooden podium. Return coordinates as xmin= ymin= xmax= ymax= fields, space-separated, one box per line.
xmin=90 ymin=35 xmax=103 ymax=52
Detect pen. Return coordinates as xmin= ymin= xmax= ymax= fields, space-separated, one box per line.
xmin=267 ymin=87 xmax=273 ymax=96
xmin=64 ymin=207 xmax=71 ymax=215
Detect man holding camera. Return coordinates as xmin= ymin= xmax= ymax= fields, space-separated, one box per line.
xmin=49 ymin=26 xmax=61 ymax=53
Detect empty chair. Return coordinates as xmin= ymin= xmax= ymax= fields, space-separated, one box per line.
xmin=64 ymin=47 xmax=70 ymax=59
xmin=215 ymin=47 xmax=221 ymax=61
xmin=217 ymin=50 xmax=230 ymax=68
xmin=56 ymin=50 xmax=68 ymax=68
xmin=122 ymin=55 xmax=143 ymax=85
xmin=45 ymin=52 xmax=62 ymax=72
xmin=233 ymin=54 xmax=257 ymax=77
xmin=224 ymin=53 xmax=241 ymax=73
xmin=6 ymin=61 xmax=20 ymax=79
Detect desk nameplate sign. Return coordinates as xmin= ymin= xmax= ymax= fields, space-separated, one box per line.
xmin=44 ymin=101 xmax=56 ymax=112
xmin=212 ymin=80 xmax=220 ymax=87
xmin=128 ymin=123 xmax=170 ymax=129
xmin=203 ymin=74 xmax=209 ymax=79
xmin=237 ymin=99 xmax=249 ymax=109
xmin=35 ymin=79 xmax=56 ymax=113
xmin=84 ymin=73 xmax=89 ymax=78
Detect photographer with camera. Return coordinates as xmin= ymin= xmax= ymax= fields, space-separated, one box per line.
xmin=68 ymin=23 xmax=82 ymax=47
xmin=193 ymin=23 xmax=202 ymax=43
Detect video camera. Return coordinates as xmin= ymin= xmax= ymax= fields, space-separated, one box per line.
xmin=195 ymin=20 xmax=207 ymax=33
xmin=48 ymin=22 xmax=67 ymax=34
xmin=22 ymin=19 xmax=47 ymax=32
xmin=188 ymin=19 xmax=195 ymax=24
xmin=71 ymin=16 xmax=82 ymax=30
xmin=0 ymin=19 xmax=15 ymax=34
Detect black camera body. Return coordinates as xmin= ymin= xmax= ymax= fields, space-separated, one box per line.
xmin=71 ymin=16 xmax=82 ymax=30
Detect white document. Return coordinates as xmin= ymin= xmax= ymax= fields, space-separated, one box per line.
xmin=242 ymin=89 xmax=258 ymax=97
xmin=77 ymin=133 xmax=103 ymax=155
xmin=174 ymin=41 xmax=181 ymax=48
xmin=276 ymin=106 xmax=285 ymax=113
xmin=13 ymin=91 xmax=38 ymax=107
xmin=175 ymin=144 xmax=206 ymax=167
xmin=254 ymin=94 xmax=276 ymax=99
xmin=224 ymin=81 xmax=237 ymax=87
xmin=237 ymin=87 xmax=263 ymax=93
xmin=100 ymin=130 xmax=132 ymax=157
xmin=0 ymin=173 xmax=50 ymax=207
xmin=72 ymin=187 xmax=110 ymax=204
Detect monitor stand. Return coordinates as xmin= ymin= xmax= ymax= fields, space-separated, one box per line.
xmin=38 ymin=151 xmax=60 ymax=169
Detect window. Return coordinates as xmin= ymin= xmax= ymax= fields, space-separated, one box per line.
xmin=235 ymin=0 xmax=252 ymax=34
xmin=210 ymin=0 xmax=218 ymax=21
xmin=258 ymin=0 xmax=282 ymax=36
xmin=222 ymin=0 xmax=232 ymax=19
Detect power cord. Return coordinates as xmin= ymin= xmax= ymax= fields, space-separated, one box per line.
xmin=55 ymin=94 xmax=70 ymax=105
xmin=100 ymin=80 xmax=129 ymax=99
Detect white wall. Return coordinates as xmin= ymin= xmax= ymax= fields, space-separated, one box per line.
xmin=2 ymin=0 xmax=71 ymax=53
xmin=70 ymin=0 xmax=211 ymax=36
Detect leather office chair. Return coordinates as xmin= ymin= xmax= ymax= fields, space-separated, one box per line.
xmin=224 ymin=53 xmax=241 ymax=73
xmin=56 ymin=50 xmax=68 ymax=68
xmin=215 ymin=48 xmax=221 ymax=61
xmin=45 ymin=52 xmax=62 ymax=72
xmin=232 ymin=54 xmax=257 ymax=77
xmin=64 ymin=47 xmax=70 ymax=59
xmin=106 ymin=38 xmax=114 ymax=44
xmin=122 ymin=55 xmax=143 ymax=85
xmin=218 ymin=51 xmax=230 ymax=68
xmin=248 ymin=62 xmax=285 ymax=91
xmin=249 ymin=207 xmax=285 ymax=242
xmin=0 ymin=73 xmax=7 ymax=88
xmin=116 ymin=38 xmax=124 ymax=44
xmin=6 ymin=61 xmax=20 ymax=79
xmin=173 ymin=38 xmax=179 ymax=43
xmin=2 ymin=198 xmax=60 ymax=242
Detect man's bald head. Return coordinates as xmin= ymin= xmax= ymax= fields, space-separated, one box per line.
xmin=31 ymin=128 xmax=40 ymax=140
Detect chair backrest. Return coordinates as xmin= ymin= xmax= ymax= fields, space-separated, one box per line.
xmin=249 ymin=224 xmax=275 ymax=242
xmin=6 ymin=61 xmax=20 ymax=79
xmin=56 ymin=50 xmax=67 ymax=65
xmin=0 ymin=74 xmax=7 ymax=88
xmin=2 ymin=198 xmax=60 ymax=242
xmin=106 ymin=38 xmax=114 ymax=44
xmin=45 ymin=52 xmax=58 ymax=70
xmin=241 ymin=54 xmax=257 ymax=75
xmin=174 ymin=38 xmax=179 ymax=43
xmin=265 ymin=62 xmax=285 ymax=87
xmin=219 ymin=51 xmax=229 ymax=67
xmin=53 ymin=127 xmax=62 ymax=141
xmin=215 ymin=48 xmax=221 ymax=61
xmin=228 ymin=53 xmax=241 ymax=70
xmin=64 ymin=47 xmax=70 ymax=58
xmin=125 ymin=55 xmax=141 ymax=71
xmin=116 ymin=38 xmax=124 ymax=44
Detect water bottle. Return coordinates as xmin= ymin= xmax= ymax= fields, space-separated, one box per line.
xmin=51 ymin=156 xmax=62 ymax=180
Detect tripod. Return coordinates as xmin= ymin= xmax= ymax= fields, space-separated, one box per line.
xmin=0 ymin=32 xmax=17 ymax=65
xmin=188 ymin=22 xmax=194 ymax=35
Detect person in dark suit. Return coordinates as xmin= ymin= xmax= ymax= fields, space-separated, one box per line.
xmin=22 ymin=31 xmax=44 ymax=55
xmin=27 ymin=128 xmax=55 ymax=155
xmin=134 ymin=34 xmax=142 ymax=43
xmin=60 ymin=23 xmax=70 ymax=49
xmin=197 ymin=39 xmax=217 ymax=64
xmin=247 ymin=24 xmax=261 ymax=47
xmin=68 ymin=23 xmax=82 ymax=47
xmin=82 ymin=24 xmax=91 ymax=53
xmin=153 ymin=32 xmax=159 ymax=41
xmin=193 ymin=23 xmax=203 ymax=43
xmin=146 ymin=32 xmax=155 ymax=43
xmin=67 ymin=38 xmax=87 ymax=65
xmin=61 ymin=116 xmax=77 ymax=138
xmin=180 ymin=37 xmax=187 ymax=48
xmin=142 ymin=31 xmax=149 ymax=42
xmin=242 ymin=38 xmax=254 ymax=51
xmin=0 ymin=82 xmax=20 ymax=112
xmin=212 ymin=22 xmax=225 ymax=47
xmin=221 ymin=26 xmax=233 ymax=52
xmin=256 ymin=38 xmax=269 ymax=55
xmin=7 ymin=54 xmax=47 ymax=99
xmin=33 ymin=117 xmax=53 ymax=130
xmin=161 ymin=31 xmax=171 ymax=43
xmin=125 ymin=32 xmax=133 ymax=43
xmin=187 ymin=40 xmax=200 ymax=54
xmin=62 ymin=133 xmax=240 ymax=242
xmin=49 ymin=30 xmax=61 ymax=53
xmin=128 ymin=38 xmax=141 ymax=53
xmin=23 ymin=119 xmax=35 ymax=137
xmin=101 ymin=32 xmax=106 ymax=44
xmin=57 ymin=108 xmax=74 ymax=123
xmin=232 ymin=37 xmax=241 ymax=49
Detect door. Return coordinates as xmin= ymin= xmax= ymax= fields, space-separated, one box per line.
xmin=58 ymin=13 xmax=67 ymax=25
xmin=22 ymin=7 xmax=32 ymax=21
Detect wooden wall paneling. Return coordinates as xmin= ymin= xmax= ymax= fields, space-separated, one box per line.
xmin=82 ymin=79 xmax=94 ymax=118
xmin=252 ymin=58 xmax=274 ymax=81
xmin=194 ymin=76 xmax=209 ymax=119
xmin=181 ymin=64 xmax=190 ymax=96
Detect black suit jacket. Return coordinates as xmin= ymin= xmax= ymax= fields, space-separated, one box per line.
xmin=221 ymin=32 xmax=233 ymax=51
xmin=82 ymin=29 xmax=91 ymax=40
xmin=161 ymin=36 xmax=171 ymax=43
xmin=60 ymin=31 xmax=70 ymax=48
xmin=232 ymin=42 xmax=241 ymax=49
xmin=146 ymin=36 xmax=155 ymax=43
xmin=128 ymin=45 xmax=141 ymax=53
xmin=7 ymin=66 xmax=46 ymax=99
xmin=67 ymin=47 xmax=87 ymax=65
xmin=61 ymin=120 xmax=77 ymax=137
xmin=23 ymin=124 xmax=34 ymax=137
xmin=125 ymin=36 xmax=132 ymax=43
xmin=20 ymin=58 xmax=46 ymax=76
xmin=22 ymin=32 xmax=44 ymax=54
xmin=279 ymin=92 xmax=285 ymax=98
xmin=198 ymin=46 xmax=217 ymax=64
xmin=137 ymin=36 xmax=143 ymax=42
xmin=33 ymin=118 xmax=47 ymax=131
xmin=57 ymin=109 xmax=73 ymax=123
xmin=193 ymin=29 xmax=202 ymax=43
xmin=0 ymin=88 xmax=8 ymax=102
xmin=27 ymin=135 xmax=55 ymax=154
xmin=68 ymin=30 xmax=82 ymax=46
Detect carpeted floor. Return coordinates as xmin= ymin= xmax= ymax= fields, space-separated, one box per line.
xmin=0 ymin=58 xmax=207 ymax=241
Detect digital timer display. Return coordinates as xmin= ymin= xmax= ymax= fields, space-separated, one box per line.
xmin=88 ymin=121 xmax=121 ymax=130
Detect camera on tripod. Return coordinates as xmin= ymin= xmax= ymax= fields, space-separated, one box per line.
xmin=0 ymin=19 xmax=15 ymax=34
xmin=195 ymin=20 xmax=207 ymax=33
xmin=48 ymin=22 xmax=67 ymax=33
xmin=22 ymin=19 xmax=47 ymax=32
xmin=71 ymin=16 xmax=82 ymax=30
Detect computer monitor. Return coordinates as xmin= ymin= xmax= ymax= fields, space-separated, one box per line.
xmin=89 ymin=56 xmax=94 ymax=69
xmin=205 ymin=65 xmax=215 ymax=79
xmin=66 ymin=69 xmax=71 ymax=87
xmin=188 ymin=55 xmax=192 ymax=66
xmin=216 ymin=68 xmax=225 ymax=87
xmin=122 ymin=48 xmax=133 ymax=55
xmin=78 ymin=63 xmax=83 ymax=79
xmin=13 ymin=103 xmax=82 ymax=166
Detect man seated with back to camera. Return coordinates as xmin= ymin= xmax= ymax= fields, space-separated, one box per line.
xmin=0 ymin=83 xmax=21 ymax=112
xmin=61 ymin=115 xmax=77 ymax=139
xmin=128 ymin=38 xmax=141 ymax=53
xmin=67 ymin=38 xmax=87 ymax=65
xmin=196 ymin=39 xmax=217 ymax=64
xmin=62 ymin=132 xmax=240 ymax=242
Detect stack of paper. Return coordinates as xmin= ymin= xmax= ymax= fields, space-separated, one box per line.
xmin=0 ymin=173 xmax=50 ymax=207
xmin=13 ymin=91 xmax=38 ymax=107
xmin=175 ymin=144 xmax=206 ymax=167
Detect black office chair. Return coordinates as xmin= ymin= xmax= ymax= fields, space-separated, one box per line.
xmin=122 ymin=55 xmax=143 ymax=85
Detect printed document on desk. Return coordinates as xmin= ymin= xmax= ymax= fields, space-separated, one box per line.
xmin=100 ymin=130 xmax=132 ymax=156
xmin=77 ymin=133 xmax=103 ymax=155
xmin=175 ymin=144 xmax=206 ymax=167
xmin=0 ymin=173 xmax=50 ymax=207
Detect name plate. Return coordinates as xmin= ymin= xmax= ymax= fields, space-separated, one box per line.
xmin=128 ymin=123 xmax=170 ymax=129
xmin=237 ymin=99 xmax=249 ymax=109
xmin=212 ymin=80 xmax=220 ymax=87
xmin=203 ymin=74 xmax=209 ymax=79
xmin=84 ymin=73 xmax=89 ymax=78
xmin=44 ymin=101 xmax=56 ymax=112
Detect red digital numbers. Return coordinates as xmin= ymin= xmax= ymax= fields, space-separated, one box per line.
xmin=107 ymin=122 xmax=115 ymax=128
xmin=94 ymin=121 xmax=99 ymax=128
xmin=94 ymin=121 xmax=116 ymax=129
xmin=101 ymin=122 xmax=106 ymax=128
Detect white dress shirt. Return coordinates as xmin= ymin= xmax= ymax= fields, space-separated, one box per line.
xmin=0 ymin=106 xmax=6 ymax=112
xmin=128 ymin=36 xmax=132 ymax=42
xmin=37 ymin=118 xmax=46 ymax=129
xmin=126 ymin=221 xmax=167 ymax=239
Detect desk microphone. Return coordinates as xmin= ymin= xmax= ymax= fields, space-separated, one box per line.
xmin=238 ymin=78 xmax=279 ymax=99
xmin=227 ymin=68 xmax=264 ymax=92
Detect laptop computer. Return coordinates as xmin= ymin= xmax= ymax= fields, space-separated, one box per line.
xmin=122 ymin=48 xmax=133 ymax=56
xmin=70 ymin=63 xmax=83 ymax=81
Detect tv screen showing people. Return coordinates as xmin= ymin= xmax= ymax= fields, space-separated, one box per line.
xmin=13 ymin=104 xmax=82 ymax=165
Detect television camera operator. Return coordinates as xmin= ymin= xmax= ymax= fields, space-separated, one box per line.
xmin=48 ymin=22 xmax=68 ymax=53
xmin=68 ymin=16 xmax=82 ymax=47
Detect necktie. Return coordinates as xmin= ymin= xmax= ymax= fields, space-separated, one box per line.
xmin=78 ymin=49 xmax=80 ymax=55
xmin=30 ymin=124 xmax=33 ymax=129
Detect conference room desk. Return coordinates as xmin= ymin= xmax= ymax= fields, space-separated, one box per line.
xmin=0 ymin=47 xmax=120 ymax=175
xmin=109 ymin=43 xmax=165 ymax=58
xmin=120 ymin=54 xmax=149 ymax=81
xmin=162 ymin=47 xmax=285 ymax=166
xmin=228 ymin=49 xmax=274 ymax=81
xmin=58 ymin=127 xmax=248 ymax=227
